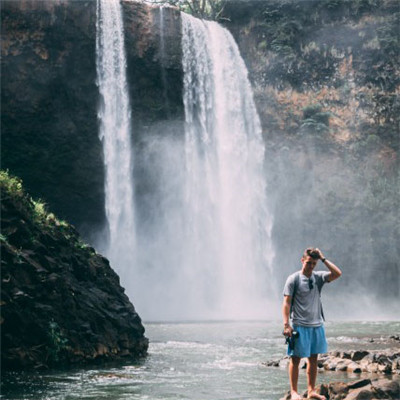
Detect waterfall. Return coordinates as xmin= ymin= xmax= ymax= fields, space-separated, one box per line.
xmin=96 ymin=0 xmax=136 ymax=279
xmin=94 ymin=4 xmax=275 ymax=320
xmin=159 ymin=6 xmax=171 ymax=117
xmin=180 ymin=13 xmax=274 ymax=319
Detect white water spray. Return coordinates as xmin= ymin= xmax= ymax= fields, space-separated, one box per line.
xmin=96 ymin=0 xmax=136 ymax=279
xmin=159 ymin=6 xmax=171 ymax=116
xmin=181 ymin=13 xmax=274 ymax=319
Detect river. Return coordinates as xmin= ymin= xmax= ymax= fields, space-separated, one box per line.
xmin=2 ymin=321 xmax=399 ymax=400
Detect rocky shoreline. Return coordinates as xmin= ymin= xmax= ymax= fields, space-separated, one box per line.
xmin=279 ymin=378 xmax=400 ymax=400
xmin=264 ymin=346 xmax=400 ymax=375
xmin=263 ymin=340 xmax=400 ymax=399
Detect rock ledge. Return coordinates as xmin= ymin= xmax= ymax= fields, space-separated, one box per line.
xmin=265 ymin=348 xmax=400 ymax=375
xmin=280 ymin=378 xmax=399 ymax=400
xmin=1 ymin=172 xmax=148 ymax=370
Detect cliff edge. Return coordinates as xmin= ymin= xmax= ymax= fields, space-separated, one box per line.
xmin=1 ymin=171 xmax=148 ymax=370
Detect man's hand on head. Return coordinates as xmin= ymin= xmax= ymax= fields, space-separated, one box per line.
xmin=315 ymin=248 xmax=325 ymax=261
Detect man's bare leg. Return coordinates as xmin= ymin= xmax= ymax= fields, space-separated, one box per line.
xmin=289 ymin=356 xmax=302 ymax=400
xmin=306 ymin=354 xmax=326 ymax=400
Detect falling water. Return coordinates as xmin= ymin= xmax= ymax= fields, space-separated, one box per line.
xmin=96 ymin=0 xmax=136 ymax=279
xmin=159 ymin=6 xmax=171 ymax=117
xmin=181 ymin=13 xmax=274 ymax=319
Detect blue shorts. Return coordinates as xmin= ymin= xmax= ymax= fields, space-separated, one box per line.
xmin=287 ymin=325 xmax=328 ymax=358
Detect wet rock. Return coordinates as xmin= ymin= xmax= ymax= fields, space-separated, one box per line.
xmin=351 ymin=351 xmax=369 ymax=362
xmin=279 ymin=378 xmax=399 ymax=400
xmin=265 ymin=348 xmax=400 ymax=375
xmin=324 ymin=358 xmax=340 ymax=371
xmin=372 ymin=379 xmax=400 ymax=398
xmin=347 ymin=362 xmax=363 ymax=374
xmin=343 ymin=385 xmax=373 ymax=400
xmin=279 ymin=358 xmax=290 ymax=369
xmin=347 ymin=380 xmax=372 ymax=390
xmin=1 ymin=179 xmax=148 ymax=370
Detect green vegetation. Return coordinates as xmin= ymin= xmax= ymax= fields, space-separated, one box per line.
xmin=32 ymin=199 xmax=47 ymax=223
xmin=143 ymin=0 xmax=226 ymax=20
xmin=0 ymin=170 xmax=24 ymax=198
xmin=1 ymin=170 xmax=48 ymax=225
xmin=0 ymin=170 xmax=94 ymax=254
xmin=301 ymin=104 xmax=331 ymax=135
xmin=224 ymin=0 xmax=398 ymax=93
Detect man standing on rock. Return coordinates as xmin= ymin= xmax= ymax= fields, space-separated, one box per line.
xmin=282 ymin=248 xmax=342 ymax=400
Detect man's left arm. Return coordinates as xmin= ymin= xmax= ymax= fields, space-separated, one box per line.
xmin=316 ymin=248 xmax=342 ymax=282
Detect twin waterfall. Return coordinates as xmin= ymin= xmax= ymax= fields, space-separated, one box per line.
xmin=96 ymin=2 xmax=274 ymax=320
xmin=181 ymin=14 xmax=273 ymax=318
xmin=96 ymin=0 xmax=136 ymax=279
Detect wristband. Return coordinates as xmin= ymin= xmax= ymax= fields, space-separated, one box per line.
xmin=321 ymin=257 xmax=326 ymax=263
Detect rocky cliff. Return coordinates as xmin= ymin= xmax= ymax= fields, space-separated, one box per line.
xmin=1 ymin=0 xmax=184 ymax=238
xmin=1 ymin=171 xmax=148 ymax=370
xmin=1 ymin=0 xmax=399 ymax=308
xmin=221 ymin=0 xmax=400 ymax=302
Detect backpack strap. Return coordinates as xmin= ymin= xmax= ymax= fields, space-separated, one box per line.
xmin=313 ymin=272 xmax=326 ymax=321
xmin=290 ymin=272 xmax=326 ymax=321
xmin=290 ymin=272 xmax=300 ymax=320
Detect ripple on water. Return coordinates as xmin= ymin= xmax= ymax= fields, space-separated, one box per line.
xmin=3 ymin=321 xmax=399 ymax=400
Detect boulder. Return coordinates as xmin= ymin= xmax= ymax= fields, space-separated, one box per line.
xmin=280 ymin=378 xmax=399 ymax=400
xmin=351 ymin=351 xmax=370 ymax=362
xmin=1 ymin=174 xmax=148 ymax=370
xmin=265 ymin=349 xmax=400 ymax=375
xmin=372 ymin=379 xmax=400 ymax=398
xmin=347 ymin=362 xmax=363 ymax=374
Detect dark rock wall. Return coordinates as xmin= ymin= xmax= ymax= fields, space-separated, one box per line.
xmin=1 ymin=174 xmax=148 ymax=370
xmin=1 ymin=0 xmax=184 ymax=239
xmin=1 ymin=0 xmax=104 ymax=235
xmin=122 ymin=2 xmax=183 ymax=123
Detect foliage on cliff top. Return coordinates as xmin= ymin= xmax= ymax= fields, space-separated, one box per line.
xmin=0 ymin=170 xmax=92 ymax=253
xmin=143 ymin=0 xmax=226 ymax=20
xmin=1 ymin=170 xmax=148 ymax=370
xmin=223 ymin=0 xmax=400 ymax=92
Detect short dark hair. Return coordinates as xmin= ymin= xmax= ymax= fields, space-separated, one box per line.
xmin=303 ymin=247 xmax=320 ymax=260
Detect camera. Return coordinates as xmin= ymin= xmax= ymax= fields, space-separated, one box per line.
xmin=283 ymin=330 xmax=299 ymax=351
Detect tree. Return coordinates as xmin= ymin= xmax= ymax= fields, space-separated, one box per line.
xmin=142 ymin=0 xmax=226 ymax=20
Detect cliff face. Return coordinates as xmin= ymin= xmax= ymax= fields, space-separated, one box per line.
xmin=1 ymin=0 xmax=103 ymax=235
xmin=223 ymin=0 xmax=399 ymax=142
xmin=1 ymin=172 xmax=148 ymax=370
xmin=1 ymin=0 xmax=399 ymax=305
xmin=221 ymin=0 xmax=400 ymax=299
xmin=1 ymin=0 xmax=184 ymax=237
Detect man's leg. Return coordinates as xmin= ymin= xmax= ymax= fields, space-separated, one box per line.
xmin=306 ymin=354 xmax=326 ymax=400
xmin=289 ymin=356 xmax=302 ymax=400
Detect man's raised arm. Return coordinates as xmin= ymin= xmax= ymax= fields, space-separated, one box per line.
xmin=316 ymin=248 xmax=342 ymax=282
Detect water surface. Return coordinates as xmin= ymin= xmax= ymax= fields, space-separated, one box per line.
xmin=2 ymin=321 xmax=399 ymax=400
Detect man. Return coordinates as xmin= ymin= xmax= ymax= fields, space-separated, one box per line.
xmin=282 ymin=248 xmax=342 ymax=400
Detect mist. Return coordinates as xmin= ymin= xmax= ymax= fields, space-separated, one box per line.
xmin=96 ymin=1 xmax=399 ymax=322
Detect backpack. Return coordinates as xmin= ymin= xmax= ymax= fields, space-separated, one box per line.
xmin=290 ymin=271 xmax=325 ymax=321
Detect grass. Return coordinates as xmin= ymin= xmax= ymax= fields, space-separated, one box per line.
xmin=0 ymin=170 xmax=24 ymax=198
xmin=1 ymin=169 xmax=95 ymax=255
